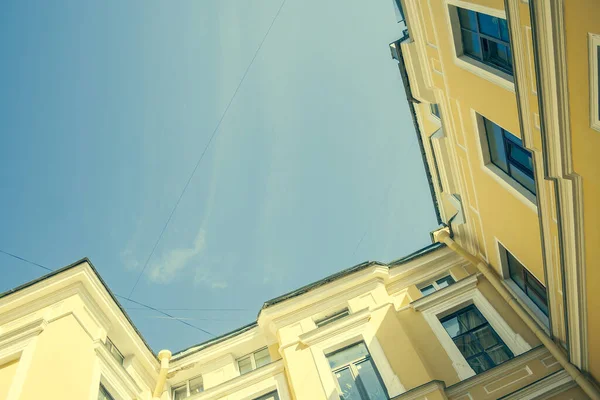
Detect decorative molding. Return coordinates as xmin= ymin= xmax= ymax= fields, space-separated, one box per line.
xmin=411 ymin=274 xmax=478 ymax=311
xmin=447 ymin=346 xmax=549 ymax=397
xmin=529 ymin=0 xmax=588 ymax=369
xmin=390 ymin=380 xmax=446 ymax=400
xmin=299 ymin=309 xmax=371 ymax=347
xmin=589 ymin=33 xmax=600 ymax=132
xmin=499 ymin=369 xmax=575 ymax=399
xmin=184 ymin=360 xmax=286 ymax=400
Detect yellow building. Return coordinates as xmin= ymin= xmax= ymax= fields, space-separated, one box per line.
xmin=1 ymin=0 xmax=599 ymax=399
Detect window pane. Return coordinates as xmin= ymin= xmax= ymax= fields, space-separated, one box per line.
xmin=484 ymin=118 xmax=509 ymax=172
xmin=486 ymin=345 xmax=513 ymax=365
xmin=461 ymin=30 xmax=482 ymax=59
xmin=189 ymin=376 xmax=204 ymax=394
xmin=457 ymin=307 xmax=486 ymax=331
xmin=316 ymin=309 xmax=350 ymax=327
xmin=477 ymin=13 xmax=502 ymax=39
xmin=255 ymin=348 xmax=271 ymax=368
xmin=254 ymin=392 xmax=280 ymax=400
xmin=467 ymin=354 xmax=495 ymax=374
xmin=507 ymin=251 xmax=525 ymax=290
xmin=499 ymin=19 xmax=510 ymax=42
xmin=335 ymin=367 xmax=362 ymax=400
xmin=442 ymin=316 xmax=461 ymax=338
xmin=436 ymin=275 xmax=455 ymax=289
xmin=472 ymin=325 xmax=500 ymax=350
xmin=484 ymin=41 xmax=512 ymax=73
xmin=510 ymin=167 xmax=537 ymax=194
xmin=507 ymin=143 xmax=534 ymax=177
xmin=454 ymin=333 xmax=483 ymax=357
xmin=458 ymin=8 xmax=478 ymax=31
xmin=430 ymin=103 xmax=441 ymax=119
xmin=98 ymin=385 xmax=115 ymax=400
xmin=420 ymin=285 xmax=436 ymax=296
xmin=172 ymin=386 xmax=188 ymax=400
xmin=238 ymin=356 xmax=253 ymax=375
xmin=327 ymin=343 xmax=369 ymax=369
xmin=355 ymin=359 xmax=388 ymax=400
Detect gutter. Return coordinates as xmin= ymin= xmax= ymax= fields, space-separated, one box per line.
xmin=153 ymin=349 xmax=172 ymax=399
xmin=432 ymin=226 xmax=600 ymax=400
xmin=392 ymin=39 xmax=443 ymax=225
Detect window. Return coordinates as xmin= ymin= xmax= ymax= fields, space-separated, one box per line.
xmin=315 ymin=308 xmax=350 ymax=328
xmin=98 ymin=385 xmax=115 ymax=400
xmin=237 ymin=347 xmax=271 ymax=375
xmin=589 ymin=33 xmax=600 ymax=131
xmin=172 ymin=375 xmax=203 ymax=400
xmin=419 ymin=275 xmax=455 ymax=296
xmin=254 ymin=392 xmax=280 ymax=400
xmin=430 ymin=103 xmax=441 ymax=119
xmin=327 ymin=342 xmax=388 ymax=400
xmin=483 ymin=117 xmax=536 ymax=195
xmin=105 ymin=338 xmax=124 ymax=365
xmin=504 ymin=248 xmax=548 ymax=316
xmin=457 ymin=8 xmax=513 ymax=75
xmin=440 ymin=305 xmax=514 ymax=374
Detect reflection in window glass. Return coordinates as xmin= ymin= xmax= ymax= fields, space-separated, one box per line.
xmin=441 ymin=305 xmax=513 ymax=374
xmin=326 ymin=343 xmax=388 ymax=400
xmin=457 ymin=7 xmax=513 ymax=75
xmin=505 ymin=248 xmax=548 ymax=316
xmin=98 ymin=385 xmax=115 ymax=400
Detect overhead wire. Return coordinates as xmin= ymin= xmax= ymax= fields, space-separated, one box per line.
xmin=0 ymin=249 xmax=216 ymax=337
xmin=127 ymin=0 xmax=289 ymax=298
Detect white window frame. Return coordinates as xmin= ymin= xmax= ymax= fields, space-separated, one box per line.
xmin=443 ymin=0 xmax=515 ymax=92
xmin=496 ymin=241 xmax=550 ymax=330
xmin=471 ymin=110 xmax=537 ymax=210
xmin=171 ymin=375 xmax=203 ymax=399
xmin=237 ymin=347 xmax=271 ymax=375
xmin=413 ymin=276 xmax=531 ymax=380
xmin=298 ymin=308 xmax=405 ymax=398
xmin=589 ymin=33 xmax=600 ymax=132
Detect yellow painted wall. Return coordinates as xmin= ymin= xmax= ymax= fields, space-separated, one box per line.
xmin=373 ymin=306 xmax=433 ymax=389
xmin=562 ymin=0 xmax=600 ymax=384
xmin=0 ymin=359 xmax=19 ymax=400
xmin=422 ymin=0 xmax=546 ymax=286
xmin=19 ymin=315 xmax=97 ymax=399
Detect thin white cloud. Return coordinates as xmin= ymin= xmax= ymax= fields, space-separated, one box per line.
xmin=148 ymin=228 xmax=206 ymax=284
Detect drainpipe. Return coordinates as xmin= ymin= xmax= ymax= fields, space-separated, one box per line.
xmin=153 ymin=349 xmax=172 ymax=399
xmin=432 ymin=227 xmax=600 ymax=400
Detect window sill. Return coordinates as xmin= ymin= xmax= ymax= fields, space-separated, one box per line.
xmin=482 ymin=163 xmax=537 ymax=212
xmin=455 ymin=55 xmax=515 ymax=92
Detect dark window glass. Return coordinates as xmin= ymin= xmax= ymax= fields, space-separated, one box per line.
xmin=436 ymin=276 xmax=455 ymax=289
xmin=420 ymin=285 xmax=436 ymax=296
xmin=597 ymin=47 xmax=600 ymax=120
xmin=506 ymin=248 xmax=548 ymax=316
xmin=457 ymin=7 xmax=513 ymax=75
xmin=441 ymin=305 xmax=514 ymax=374
xmin=316 ymin=309 xmax=350 ymax=328
xmin=430 ymin=103 xmax=441 ymax=119
xmin=327 ymin=343 xmax=389 ymax=400
xmin=254 ymin=391 xmax=280 ymax=400
xmin=458 ymin=8 xmax=478 ymax=31
xmin=98 ymin=385 xmax=115 ymax=400
xmin=483 ymin=117 xmax=536 ymax=195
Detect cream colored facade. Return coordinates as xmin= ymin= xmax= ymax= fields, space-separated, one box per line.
xmin=1 ymin=0 xmax=600 ymax=399
xmin=0 ymin=247 xmax=587 ymax=400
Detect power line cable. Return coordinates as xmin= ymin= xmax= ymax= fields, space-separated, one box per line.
xmin=0 ymin=249 xmax=215 ymax=337
xmin=127 ymin=0 xmax=289 ymax=298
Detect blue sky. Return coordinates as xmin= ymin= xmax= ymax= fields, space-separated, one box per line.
xmin=0 ymin=0 xmax=438 ymax=352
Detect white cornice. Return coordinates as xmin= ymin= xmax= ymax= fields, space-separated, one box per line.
xmin=184 ymin=360 xmax=285 ymax=400
xmin=410 ymin=274 xmax=478 ymax=311
xmin=298 ymin=308 xmax=371 ymax=347
xmin=391 ymin=380 xmax=446 ymax=400
xmin=499 ymin=369 xmax=574 ymax=399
